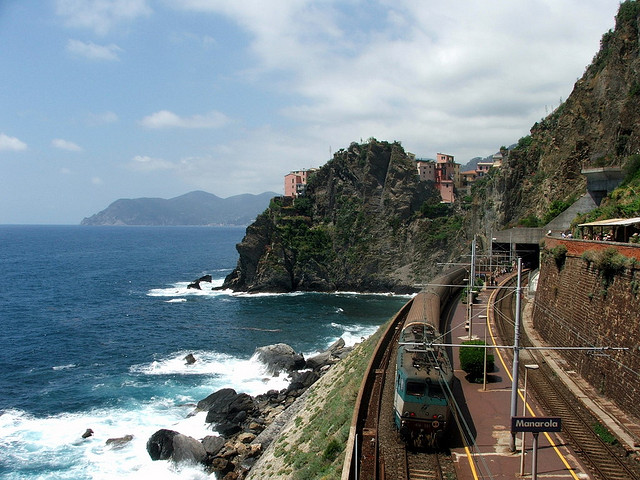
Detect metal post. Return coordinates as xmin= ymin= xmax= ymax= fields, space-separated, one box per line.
xmin=509 ymin=257 xmax=523 ymax=452
xmin=520 ymin=364 xmax=539 ymax=475
xmin=481 ymin=315 xmax=488 ymax=391
xmin=532 ymin=433 xmax=539 ymax=480
xmin=468 ymin=236 xmax=476 ymax=340
xmin=489 ymin=232 xmax=493 ymax=285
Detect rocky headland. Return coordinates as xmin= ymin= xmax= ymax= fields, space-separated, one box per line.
xmin=222 ymin=140 xmax=468 ymax=294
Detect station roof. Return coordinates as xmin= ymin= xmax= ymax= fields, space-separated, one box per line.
xmin=578 ymin=217 xmax=640 ymax=227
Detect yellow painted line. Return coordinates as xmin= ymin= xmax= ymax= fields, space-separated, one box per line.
xmin=483 ymin=276 xmax=581 ymax=480
xmin=463 ymin=445 xmax=480 ymax=480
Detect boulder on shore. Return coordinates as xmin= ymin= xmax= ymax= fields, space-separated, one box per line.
xmin=305 ymin=337 xmax=352 ymax=370
xmin=171 ymin=433 xmax=206 ymax=463
xmin=254 ymin=343 xmax=305 ymax=375
xmin=147 ymin=429 xmax=179 ymax=461
xmin=146 ymin=429 xmax=206 ymax=464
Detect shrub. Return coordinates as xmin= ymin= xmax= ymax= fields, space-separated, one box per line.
xmin=593 ymin=421 xmax=618 ymax=445
xmin=323 ymin=438 xmax=342 ymax=461
xmin=459 ymin=340 xmax=494 ymax=382
xmin=542 ymin=198 xmax=575 ymax=224
xmin=519 ymin=214 xmax=540 ymax=228
xmin=550 ymin=245 xmax=568 ymax=269
xmin=582 ymin=247 xmax=630 ymax=288
xmin=515 ymin=135 xmax=533 ymax=150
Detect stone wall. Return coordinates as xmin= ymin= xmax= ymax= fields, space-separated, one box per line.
xmin=533 ymin=237 xmax=640 ymax=420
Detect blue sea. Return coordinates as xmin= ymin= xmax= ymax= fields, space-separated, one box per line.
xmin=0 ymin=225 xmax=409 ymax=480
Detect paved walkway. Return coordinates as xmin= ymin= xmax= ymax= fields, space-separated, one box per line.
xmin=448 ymin=276 xmax=590 ymax=479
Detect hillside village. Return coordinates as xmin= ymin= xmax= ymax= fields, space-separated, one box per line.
xmin=284 ymin=151 xmax=504 ymax=203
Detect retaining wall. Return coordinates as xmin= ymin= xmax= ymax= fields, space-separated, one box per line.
xmin=533 ymin=237 xmax=640 ymax=420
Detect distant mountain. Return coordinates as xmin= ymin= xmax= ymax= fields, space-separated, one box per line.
xmin=81 ymin=191 xmax=278 ymax=226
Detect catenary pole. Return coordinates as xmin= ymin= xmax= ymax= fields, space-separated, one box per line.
xmin=509 ymin=257 xmax=522 ymax=452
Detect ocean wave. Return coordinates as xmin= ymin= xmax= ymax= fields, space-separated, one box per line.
xmin=52 ymin=363 xmax=77 ymax=371
xmin=129 ymin=350 xmax=290 ymax=397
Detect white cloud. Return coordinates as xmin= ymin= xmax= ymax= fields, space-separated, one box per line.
xmin=56 ymin=0 xmax=151 ymax=35
xmin=168 ymin=0 xmax=617 ymax=161
xmin=67 ymin=39 xmax=122 ymax=61
xmin=140 ymin=110 xmax=231 ymax=129
xmin=127 ymin=155 xmax=176 ymax=172
xmin=0 ymin=133 xmax=27 ymax=151
xmin=52 ymin=138 xmax=83 ymax=151
xmin=170 ymin=126 xmax=323 ymax=197
xmin=91 ymin=176 xmax=103 ymax=185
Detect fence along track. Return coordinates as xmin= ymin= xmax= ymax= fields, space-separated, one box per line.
xmin=492 ymin=277 xmax=640 ymax=480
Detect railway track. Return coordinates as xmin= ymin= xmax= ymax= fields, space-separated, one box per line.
xmin=406 ymin=449 xmax=443 ymax=480
xmin=493 ymin=275 xmax=640 ymax=480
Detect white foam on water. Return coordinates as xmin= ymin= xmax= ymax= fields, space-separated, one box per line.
xmin=327 ymin=322 xmax=379 ymax=348
xmin=52 ymin=364 xmax=77 ymax=371
xmin=130 ymin=350 xmax=291 ymax=397
xmin=1 ymin=347 xmax=293 ymax=479
xmin=147 ymin=278 xmax=228 ymax=298
xmin=0 ymin=402 xmax=212 ymax=480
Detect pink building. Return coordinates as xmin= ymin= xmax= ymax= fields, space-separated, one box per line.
xmin=415 ymin=153 xmax=461 ymax=203
xmin=284 ymin=169 xmax=316 ymax=198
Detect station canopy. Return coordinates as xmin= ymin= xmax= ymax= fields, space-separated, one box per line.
xmin=577 ymin=217 xmax=640 ymax=227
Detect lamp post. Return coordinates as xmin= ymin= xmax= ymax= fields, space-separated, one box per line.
xmin=520 ymin=364 xmax=539 ymax=476
xmin=480 ymin=315 xmax=488 ymax=391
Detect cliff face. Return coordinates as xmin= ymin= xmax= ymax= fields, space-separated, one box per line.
xmin=223 ymin=140 xmax=466 ymax=293
xmin=475 ymin=2 xmax=640 ymax=232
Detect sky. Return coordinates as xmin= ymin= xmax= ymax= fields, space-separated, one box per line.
xmin=0 ymin=0 xmax=623 ymax=224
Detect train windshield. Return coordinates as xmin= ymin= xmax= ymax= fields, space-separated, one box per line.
xmin=428 ymin=382 xmax=446 ymax=399
xmin=406 ymin=381 xmax=426 ymax=397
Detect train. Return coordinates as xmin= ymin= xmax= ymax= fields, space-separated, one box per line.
xmin=393 ymin=267 xmax=466 ymax=448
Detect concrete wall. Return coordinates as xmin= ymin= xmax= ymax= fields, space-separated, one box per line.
xmin=533 ymin=237 xmax=640 ymax=420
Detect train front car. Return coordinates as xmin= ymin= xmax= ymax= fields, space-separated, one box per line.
xmin=393 ymin=321 xmax=454 ymax=449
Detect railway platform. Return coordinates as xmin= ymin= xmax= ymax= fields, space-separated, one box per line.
xmin=449 ymin=275 xmax=590 ymax=480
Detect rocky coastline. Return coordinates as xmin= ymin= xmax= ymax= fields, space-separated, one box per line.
xmin=142 ymin=339 xmax=352 ymax=479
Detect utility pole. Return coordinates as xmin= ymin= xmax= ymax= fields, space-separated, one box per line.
xmin=467 ymin=235 xmax=477 ymax=340
xmin=509 ymin=257 xmax=523 ymax=452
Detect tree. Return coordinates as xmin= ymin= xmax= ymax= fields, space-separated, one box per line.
xmin=459 ymin=340 xmax=494 ymax=383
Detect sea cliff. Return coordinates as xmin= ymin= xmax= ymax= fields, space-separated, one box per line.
xmin=223 ymin=140 xmax=466 ymax=293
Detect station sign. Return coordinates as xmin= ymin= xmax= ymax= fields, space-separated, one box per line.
xmin=511 ymin=416 xmax=562 ymax=433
